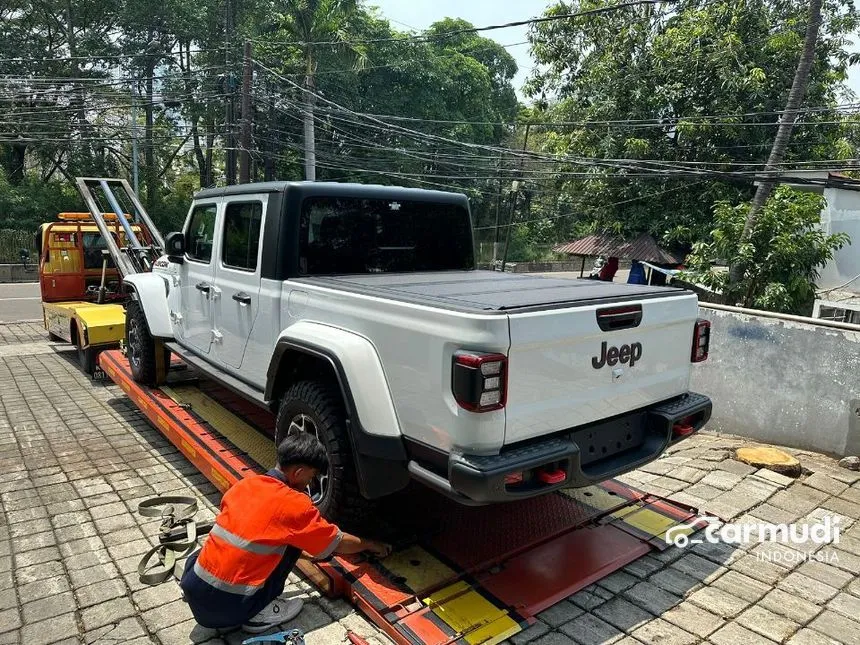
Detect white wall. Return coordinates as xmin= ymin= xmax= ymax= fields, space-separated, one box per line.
xmin=692 ymin=306 xmax=860 ymax=457
xmin=820 ymin=187 xmax=860 ymax=293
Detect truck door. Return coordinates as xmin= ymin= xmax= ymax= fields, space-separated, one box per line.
xmin=211 ymin=196 xmax=266 ymax=369
xmin=177 ymin=200 xmax=220 ymax=355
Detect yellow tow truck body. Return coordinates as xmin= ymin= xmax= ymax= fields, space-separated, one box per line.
xmin=37 ymin=213 xmax=147 ymax=373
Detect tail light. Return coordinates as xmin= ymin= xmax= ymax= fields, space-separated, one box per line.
xmin=452 ymin=351 xmax=507 ymax=412
xmin=691 ymin=319 xmax=711 ymax=363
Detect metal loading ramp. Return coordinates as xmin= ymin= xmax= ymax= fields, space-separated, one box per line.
xmin=99 ymin=350 xmax=708 ymax=645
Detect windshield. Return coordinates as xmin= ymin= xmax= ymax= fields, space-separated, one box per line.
xmin=299 ymin=196 xmax=474 ymax=275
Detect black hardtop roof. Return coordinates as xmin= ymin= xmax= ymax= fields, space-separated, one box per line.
xmin=194 ymin=181 xmax=469 ymax=205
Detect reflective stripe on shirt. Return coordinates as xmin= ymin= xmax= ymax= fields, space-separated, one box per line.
xmin=210 ymin=524 xmax=288 ymax=556
xmin=314 ymin=529 xmax=344 ymax=560
xmin=193 ymin=559 xmax=264 ymax=596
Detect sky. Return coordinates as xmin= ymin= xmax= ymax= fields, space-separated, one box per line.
xmin=366 ymin=0 xmax=860 ymax=101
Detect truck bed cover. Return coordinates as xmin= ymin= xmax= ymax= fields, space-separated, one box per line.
xmin=296 ymin=271 xmax=688 ymax=314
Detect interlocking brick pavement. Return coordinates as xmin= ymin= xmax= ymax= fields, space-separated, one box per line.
xmin=1 ymin=322 xmax=859 ymax=644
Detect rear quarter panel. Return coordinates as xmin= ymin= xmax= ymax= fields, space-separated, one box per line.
xmin=279 ymin=282 xmax=511 ymax=454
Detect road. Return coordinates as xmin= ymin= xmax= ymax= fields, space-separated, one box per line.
xmin=0 ymin=282 xmax=42 ymax=323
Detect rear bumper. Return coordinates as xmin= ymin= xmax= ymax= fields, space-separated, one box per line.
xmin=409 ymin=392 xmax=712 ymax=505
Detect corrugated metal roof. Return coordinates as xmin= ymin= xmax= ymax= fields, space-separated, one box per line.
xmin=553 ymin=233 xmax=681 ymax=264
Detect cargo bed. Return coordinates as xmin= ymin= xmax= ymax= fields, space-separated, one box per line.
xmin=296 ymin=271 xmax=688 ymax=313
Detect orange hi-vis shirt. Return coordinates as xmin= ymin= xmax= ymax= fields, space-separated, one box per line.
xmin=194 ymin=471 xmax=342 ymax=596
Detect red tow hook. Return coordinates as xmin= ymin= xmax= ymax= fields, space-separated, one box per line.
xmin=538 ymin=468 xmax=566 ymax=485
xmin=673 ymin=423 xmax=695 ymax=437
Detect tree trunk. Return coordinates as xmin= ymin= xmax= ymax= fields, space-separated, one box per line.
xmin=5 ymin=143 xmax=26 ymax=185
xmin=728 ymin=0 xmax=823 ymax=289
xmin=264 ymin=86 xmax=276 ymax=181
xmin=145 ymin=58 xmax=157 ymax=209
xmin=66 ymin=1 xmax=86 ymax=134
xmin=192 ymin=115 xmax=207 ymax=186
xmin=303 ymin=49 xmax=317 ymax=181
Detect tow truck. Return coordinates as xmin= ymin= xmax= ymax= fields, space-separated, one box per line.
xmin=37 ymin=210 xmax=150 ymax=373
xmin=76 ymin=177 xmax=709 ymax=645
xmin=38 ymin=179 xmax=163 ymax=373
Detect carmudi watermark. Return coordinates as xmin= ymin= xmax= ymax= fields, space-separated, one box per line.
xmin=665 ymin=515 xmax=842 ymax=564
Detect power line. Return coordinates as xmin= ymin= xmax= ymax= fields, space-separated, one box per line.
xmin=256 ymin=79 xmax=859 ymax=181
xmin=249 ymin=0 xmax=676 ymax=48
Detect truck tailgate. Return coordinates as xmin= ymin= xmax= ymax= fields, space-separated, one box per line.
xmin=505 ymin=293 xmax=698 ymax=445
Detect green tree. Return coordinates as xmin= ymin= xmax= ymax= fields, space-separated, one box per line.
xmin=268 ymin=0 xmax=364 ymax=181
xmin=525 ymin=0 xmax=859 ymax=248
xmin=0 ymin=0 xmax=122 ymax=185
xmin=683 ymin=186 xmax=849 ymax=314
xmin=730 ymin=0 xmax=823 ymax=286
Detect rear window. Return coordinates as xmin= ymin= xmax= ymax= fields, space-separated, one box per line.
xmin=299 ymin=197 xmax=474 ymax=275
xmin=82 ymin=232 xmax=116 ymax=270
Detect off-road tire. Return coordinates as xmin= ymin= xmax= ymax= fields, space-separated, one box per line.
xmin=126 ymin=300 xmax=164 ymax=386
xmin=275 ymin=381 xmax=374 ymax=530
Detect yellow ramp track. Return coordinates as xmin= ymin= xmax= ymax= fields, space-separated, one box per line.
xmin=161 ymin=385 xmax=276 ymax=468
xmin=425 ymin=581 xmax=521 ymax=645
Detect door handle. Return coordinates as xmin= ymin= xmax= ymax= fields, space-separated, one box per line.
xmin=232 ymin=292 xmax=252 ymax=305
xmin=195 ymin=282 xmax=210 ymax=294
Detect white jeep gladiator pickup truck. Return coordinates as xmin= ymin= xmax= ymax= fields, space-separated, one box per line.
xmin=124 ymin=181 xmax=712 ymax=525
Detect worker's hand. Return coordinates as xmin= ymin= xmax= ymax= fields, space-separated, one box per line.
xmin=364 ymin=540 xmax=392 ymax=558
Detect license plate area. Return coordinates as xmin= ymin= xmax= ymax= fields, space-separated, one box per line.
xmin=572 ymin=412 xmax=648 ymax=467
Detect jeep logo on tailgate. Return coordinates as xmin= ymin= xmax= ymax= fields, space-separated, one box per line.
xmin=592 ymin=341 xmax=642 ymax=369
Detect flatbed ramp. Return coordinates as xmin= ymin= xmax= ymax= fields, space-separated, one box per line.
xmin=100 ymin=350 xmax=706 ymax=645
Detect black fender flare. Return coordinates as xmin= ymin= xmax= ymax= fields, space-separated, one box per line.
xmin=266 ymin=339 xmax=409 ymax=499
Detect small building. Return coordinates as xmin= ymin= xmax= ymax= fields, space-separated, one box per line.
xmin=780 ymin=171 xmax=860 ymax=294
xmin=552 ymin=232 xmax=682 ymax=283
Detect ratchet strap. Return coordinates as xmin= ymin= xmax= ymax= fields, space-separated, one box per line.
xmin=136 ymin=496 xmax=213 ymax=585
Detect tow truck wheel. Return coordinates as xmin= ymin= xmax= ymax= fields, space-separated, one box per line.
xmin=77 ymin=343 xmax=96 ymax=374
xmin=275 ymin=381 xmax=374 ymax=529
xmin=126 ymin=300 xmax=162 ymax=386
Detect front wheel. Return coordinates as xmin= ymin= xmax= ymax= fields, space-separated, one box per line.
xmin=125 ymin=300 xmax=166 ymax=386
xmin=275 ymin=381 xmax=374 ymax=529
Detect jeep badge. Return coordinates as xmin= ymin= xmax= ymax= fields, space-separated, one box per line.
xmin=592 ymin=341 xmax=643 ymax=369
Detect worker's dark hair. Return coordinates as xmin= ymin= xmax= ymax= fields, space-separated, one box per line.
xmin=277 ymin=432 xmax=329 ymax=472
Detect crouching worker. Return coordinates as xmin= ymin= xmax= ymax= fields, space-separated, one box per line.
xmin=180 ymin=432 xmax=391 ymax=633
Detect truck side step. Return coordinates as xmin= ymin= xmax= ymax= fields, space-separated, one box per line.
xmin=164 ymin=342 xmax=270 ymax=410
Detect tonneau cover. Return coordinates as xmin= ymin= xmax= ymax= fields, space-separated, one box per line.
xmin=296 ymin=271 xmax=686 ymax=313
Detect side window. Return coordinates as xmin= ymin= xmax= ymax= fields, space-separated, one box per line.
xmin=221 ymin=201 xmax=263 ymax=271
xmin=186 ymin=204 xmax=218 ymax=263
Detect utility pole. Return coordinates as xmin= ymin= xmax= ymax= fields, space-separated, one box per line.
xmin=131 ymin=88 xmax=139 ymax=195
xmin=500 ymin=123 xmax=531 ymax=272
xmin=303 ymin=54 xmax=317 ymax=181
xmin=239 ymin=41 xmax=253 ymax=184
xmin=224 ymin=0 xmax=236 ymax=185
xmin=264 ymin=82 xmax=276 ymax=181
xmin=492 ymin=150 xmax=504 ymax=264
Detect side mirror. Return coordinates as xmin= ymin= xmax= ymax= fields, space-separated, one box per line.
xmin=165 ymin=231 xmax=185 ymax=263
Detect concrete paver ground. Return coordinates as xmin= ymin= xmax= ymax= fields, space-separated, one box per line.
xmin=1 ymin=321 xmax=859 ymax=645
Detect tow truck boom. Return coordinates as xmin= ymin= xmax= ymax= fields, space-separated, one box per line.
xmin=74 ymin=177 xmax=164 ymax=277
